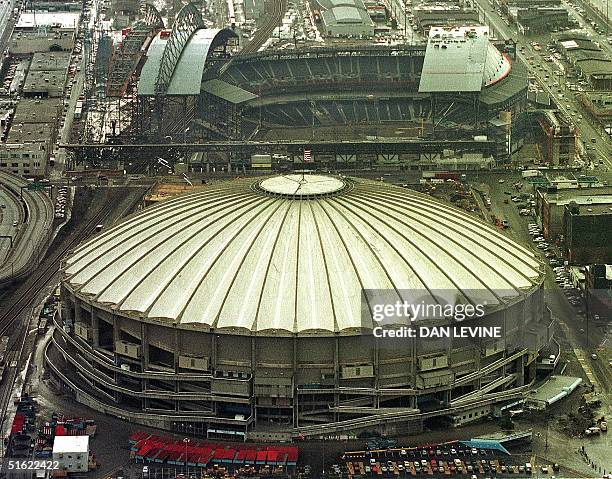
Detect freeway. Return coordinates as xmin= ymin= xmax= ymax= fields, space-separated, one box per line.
xmin=474 ymin=0 xmax=612 ymax=172
xmin=0 ymin=171 xmax=54 ymax=285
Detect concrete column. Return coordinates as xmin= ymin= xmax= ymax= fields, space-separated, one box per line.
xmin=112 ymin=315 xmax=120 ymax=354
xmin=334 ymin=337 xmax=339 ymax=423
xmin=91 ymin=311 xmax=99 ymax=347
xmin=292 ymin=336 xmax=297 ymax=428
xmin=141 ymin=322 xmax=149 ymax=372
xmin=515 ymin=357 xmax=525 ymax=387
xmin=74 ymin=299 xmax=82 ymax=324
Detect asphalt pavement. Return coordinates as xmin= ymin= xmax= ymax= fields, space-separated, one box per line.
xmin=478 ymin=170 xmax=612 ymax=475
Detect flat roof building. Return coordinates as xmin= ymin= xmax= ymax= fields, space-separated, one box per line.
xmin=564 ymin=202 xmax=612 ymax=264
xmin=12 ymin=99 xmax=62 ymax=124
xmin=16 ymin=12 xmax=81 ymax=30
xmin=558 ymin=36 xmax=612 ymax=90
xmin=52 ymin=436 xmax=89 ymax=473
xmin=579 ymin=91 xmax=612 ymax=125
xmin=22 ymin=69 xmax=67 ymax=97
xmin=29 ymin=51 xmax=72 ymax=71
xmin=514 ymin=7 xmax=569 ymax=35
xmin=0 ymin=121 xmax=54 ymax=177
xmin=8 ymin=30 xmax=75 ymax=54
xmin=317 ymin=0 xmax=375 ymax=38
xmin=535 ymin=186 xmax=612 ymax=240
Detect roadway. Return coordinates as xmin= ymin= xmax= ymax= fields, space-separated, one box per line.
xmin=0 ymin=0 xmax=16 ymax=53
xmin=0 ymin=171 xmax=54 ymax=285
xmin=474 ymin=0 xmax=612 ymax=172
xmin=479 ymin=171 xmax=612 ymax=470
xmin=0 ymin=182 xmax=21 ymax=265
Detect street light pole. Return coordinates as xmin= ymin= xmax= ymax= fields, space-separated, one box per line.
xmin=183 ymin=437 xmax=189 ymax=470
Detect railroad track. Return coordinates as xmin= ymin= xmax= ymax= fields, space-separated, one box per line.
xmin=0 ymin=196 xmax=115 ymax=338
xmin=240 ymin=0 xmax=287 ymax=54
xmin=0 ymin=190 xmax=120 ymax=441
xmin=0 ymin=171 xmax=53 ymax=283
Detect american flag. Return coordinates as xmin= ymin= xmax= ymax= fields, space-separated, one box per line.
xmin=303 ymin=148 xmax=312 ymax=163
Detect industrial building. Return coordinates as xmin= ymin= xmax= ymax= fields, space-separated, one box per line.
xmin=0 ymin=142 xmax=48 ymax=176
xmin=8 ymin=30 xmax=76 ymax=55
xmin=513 ymin=7 xmax=569 ymax=35
xmin=579 ymin=91 xmax=612 ymax=128
xmin=48 ymin=175 xmax=551 ymax=439
xmin=317 ymin=0 xmax=375 ymax=38
xmin=563 ymin=202 xmax=612 ymax=264
xmin=0 ymin=104 xmax=56 ymax=176
xmin=558 ymin=37 xmax=612 ymax=90
xmin=535 ymin=110 xmax=575 ymax=166
xmin=535 ymin=186 xmax=612 ymax=241
xmin=413 ymin=5 xmax=480 ymax=34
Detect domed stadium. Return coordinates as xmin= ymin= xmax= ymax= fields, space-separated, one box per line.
xmin=47 ymin=176 xmax=552 ymax=440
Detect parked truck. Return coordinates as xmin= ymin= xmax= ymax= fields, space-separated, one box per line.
xmin=422 ymin=171 xmax=459 ymax=181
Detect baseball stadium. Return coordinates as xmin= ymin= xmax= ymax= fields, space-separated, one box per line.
xmin=102 ymin=4 xmax=528 ymax=159
xmin=46 ymin=175 xmax=553 ymax=440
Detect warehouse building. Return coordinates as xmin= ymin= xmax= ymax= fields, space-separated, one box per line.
xmin=579 ymin=91 xmax=612 ymax=126
xmin=12 ymin=99 xmax=62 ymax=125
xmin=317 ymin=0 xmax=375 ymax=37
xmin=564 ymin=202 xmax=612 ymax=264
xmin=536 ymin=110 xmax=575 ymax=166
xmin=22 ymin=70 xmax=67 ymax=98
xmin=29 ymin=51 xmax=72 ymax=72
xmin=413 ymin=6 xmax=480 ymax=34
xmin=0 ymin=122 xmax=54 ymax=176
xmin=535 ymin=186 xmax=612 ymax=240
xmin=48 ymin=175 xmax=551 ymax=439
xmin=558 ymin=38 xmax=612 ymax=90
xmin=513 ymin=7 xmax=569 ymax=35
xmin=8 ymin=30 xmax=75 ymax=54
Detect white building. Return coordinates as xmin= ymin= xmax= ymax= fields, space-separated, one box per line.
xmin=52 ymin=436 xmax=89 ymax=473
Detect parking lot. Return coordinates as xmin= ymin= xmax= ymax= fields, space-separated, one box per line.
xmin=338 ymin=442 xmax=561 ymax=478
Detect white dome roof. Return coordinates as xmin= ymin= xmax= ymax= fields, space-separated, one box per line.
xmin=64 ymin=176 xmax=542 ymax=334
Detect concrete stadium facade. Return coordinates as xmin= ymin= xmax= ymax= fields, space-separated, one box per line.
xmin=47 ymin=176 xmax=552 ymax=440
